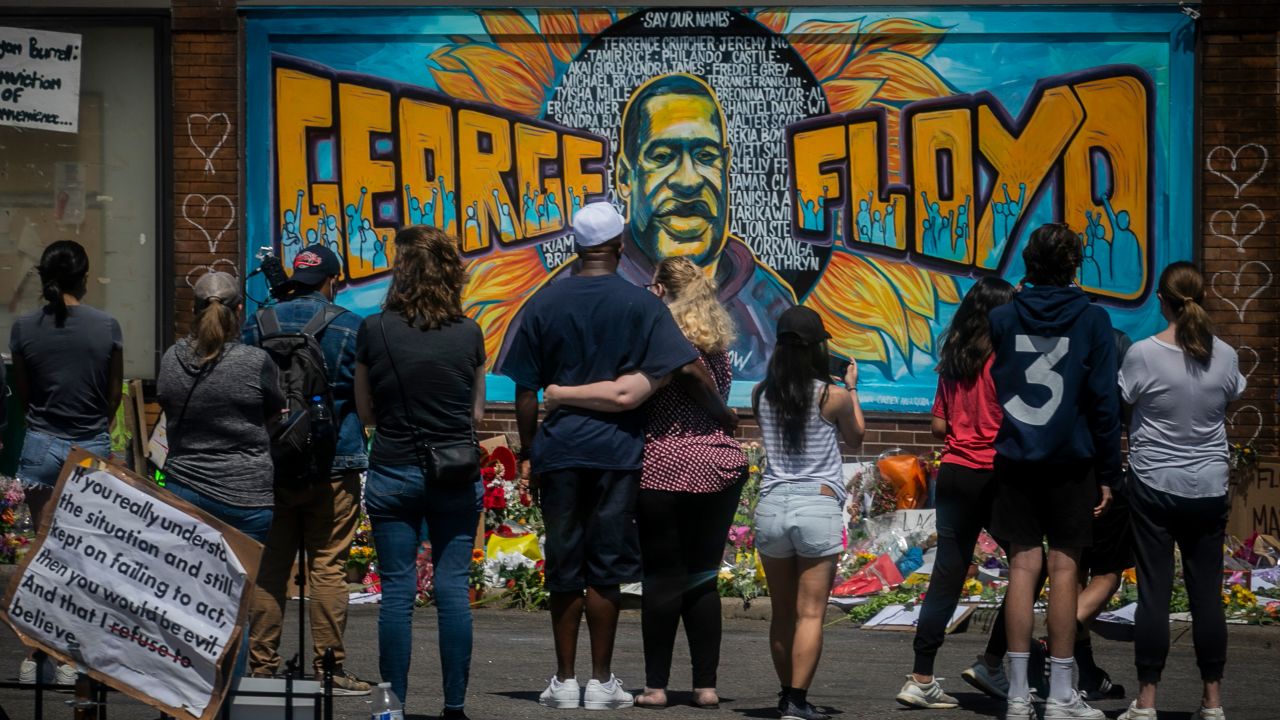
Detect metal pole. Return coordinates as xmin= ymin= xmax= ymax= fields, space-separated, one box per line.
xmin=322 ymin=648 xmax=335 ymax=720
xmin=33 ymin=650 xmax=44 ymax=720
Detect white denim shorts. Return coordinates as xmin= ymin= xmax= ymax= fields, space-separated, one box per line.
xmin=753 ymin=483 xmax=845 ymax=558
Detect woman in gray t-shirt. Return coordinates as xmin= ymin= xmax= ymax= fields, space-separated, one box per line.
xmin=10 ymin=241 xmax=122 ymax=501
xmin=1117 ymin=262 xmax=1246 ymax=720
xmin=157 ymin=272 xmax=284 ymax=543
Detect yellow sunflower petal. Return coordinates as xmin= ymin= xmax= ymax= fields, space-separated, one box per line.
xmin=907 ymin=311 xmax=934 ymax=353
xmin=540 ymin=9 xmax=582 ymax=64
xmin=481 ymin=10 xmax=555 ymax=88
xmin=464 ymin=248 xmax=555 ymax=367
xmin=824 ymin=78 xmax=884 ymax=112
xmin=804 ymin=249 xmax=911 ymax=362
xmin=445 ymin=45 xmax=546 ymax=117
xmin=931 ymin=271 xmax=961 ymax=304
xmin=855 ymin=18 xmax=949 ymax=59
xmin=577 ymin=9 xmax=614 ymax=37
xmin=841 ymin=51 xmax=955 ymax=103
xmin=866 ymin=257 xmax=938 ymax=319
xmin=789 ymin=19 xmax=863 ymax=82
xmin=429 ymin=49 xmax=490 ymax=105
xmin=755 ymin=8 xmax=790 ymax=34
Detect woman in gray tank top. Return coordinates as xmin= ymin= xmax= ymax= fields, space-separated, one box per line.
xmin=751 ymin=307 xmax=865 ymax=720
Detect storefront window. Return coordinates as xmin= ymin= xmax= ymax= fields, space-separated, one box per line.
xmin=0 ymin=22 xmax=160 ymax=378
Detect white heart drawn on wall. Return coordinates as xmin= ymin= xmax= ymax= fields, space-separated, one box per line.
xmin=182 ymin=193 xmax=236 ymax=255
xmin=1210 ymin=261 xmax=1272 ymax=323
xmin=187 ymin=112 xmax=232 ymax=176
xmin=1205 ymin=143 xmax=1269 ymax=198
xmin=1208 ymin=203 xmax=1266 ymax=254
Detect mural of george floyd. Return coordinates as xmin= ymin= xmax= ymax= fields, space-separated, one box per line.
xmin=244 ymin=6 xmax=1196 ymax=412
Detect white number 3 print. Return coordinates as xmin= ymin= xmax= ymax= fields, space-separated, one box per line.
xmin=1004 ymin=335 xmax=1070 ymax=426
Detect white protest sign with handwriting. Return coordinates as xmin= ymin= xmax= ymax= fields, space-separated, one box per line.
xmin=5 ymin=466 xmax=246 ymax=716
xmin=0 ymin=26 xmax=82 ymax=132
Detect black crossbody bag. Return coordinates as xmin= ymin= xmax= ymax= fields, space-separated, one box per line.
xmin=378 ymin=314 xmax=481 ymax=486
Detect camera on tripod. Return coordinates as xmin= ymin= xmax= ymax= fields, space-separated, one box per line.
xmin=253 ymin=246 xmax=294 ymax=300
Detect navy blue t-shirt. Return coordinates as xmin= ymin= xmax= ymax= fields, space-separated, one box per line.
xmin=501 ymin=273 xmax=698 ymax=473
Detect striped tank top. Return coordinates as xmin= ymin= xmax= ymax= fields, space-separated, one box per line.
xmin=757 ymin=379 xmax=846 ymax=502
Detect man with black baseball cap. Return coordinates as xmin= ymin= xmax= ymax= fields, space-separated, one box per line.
xmin=242 ymin=244 xmax=371 ymax=694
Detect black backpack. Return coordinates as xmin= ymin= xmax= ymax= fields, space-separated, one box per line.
xmin=256 ymin=305 xmax=344 ymax=488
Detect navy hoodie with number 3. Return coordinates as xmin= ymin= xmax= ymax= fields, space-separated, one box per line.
xmin=988 ymin=284 xmax=1122 ymax=487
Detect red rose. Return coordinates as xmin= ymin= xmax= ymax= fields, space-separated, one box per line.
xmin=519 ymin=492 xmax=532 ymax=507
xmin=506 ymin=579 xmax=516 ymax=589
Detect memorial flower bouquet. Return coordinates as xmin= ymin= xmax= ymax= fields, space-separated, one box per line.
xmin=346 ymin=514 xmax=377 ymax=578
xmin=0 ymin=476 xmax=31 ymax=565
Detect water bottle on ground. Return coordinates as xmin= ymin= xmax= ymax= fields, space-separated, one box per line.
xmin=370 ymin=682 xmax=404 ymax=720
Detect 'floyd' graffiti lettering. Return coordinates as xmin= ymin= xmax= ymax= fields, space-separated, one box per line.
xmin=788 ymin=66 xmax=1152 ymax=302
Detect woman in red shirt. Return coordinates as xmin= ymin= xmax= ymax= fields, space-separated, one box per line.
xmin=896 ymin=277 xmax=1015 ymax=709
xmin=546 ymin=257 xmax=744 ymax=708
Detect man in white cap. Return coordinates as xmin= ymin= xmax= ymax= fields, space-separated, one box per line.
xmin=501 ymin=202 xmax=700 ymax=710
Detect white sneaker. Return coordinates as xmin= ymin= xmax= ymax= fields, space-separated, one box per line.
xmin=584 ymin=675 xmax=634 ymax=710
xmin=896 ymin=676 xmax=959 ymax=709
xmin=1006 ymin=696 xmax=1036 ymax=720
xmin=962 ymin=656 xmax=1010 ymax=699
xmin=1117 ymin=701 xmax=1158 ymax=720
xmin=539 ymin=676 xmax=580 ymax=709
xmin=1197 ymin=706 xmax=1225 ymax=720
xmin=18 ymin=659 xmax=75 ymax=686
xmin=1043 ymin=691 xmax=1105 ymax=719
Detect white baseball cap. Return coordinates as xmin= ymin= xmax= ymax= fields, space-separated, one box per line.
xmin=572 ymin=202 xmax=625 ymax=247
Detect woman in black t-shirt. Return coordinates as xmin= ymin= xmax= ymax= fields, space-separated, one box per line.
xmin=355 ymin=225 xmax=485 ymax=718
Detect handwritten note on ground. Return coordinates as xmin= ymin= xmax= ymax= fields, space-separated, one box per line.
xmin=0 ymin=26 xmax=82 ymax=132
xmin=3 ymin=463 xmax=248 ymax=717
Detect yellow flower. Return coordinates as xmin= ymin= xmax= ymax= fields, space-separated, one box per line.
xmin=1122 ymin=568 xmax=1137 ymax=584
xmin=749 ymin=466 xmax=760 ymax=474
xmin=963 ymin=578 xmax=984 ymax=596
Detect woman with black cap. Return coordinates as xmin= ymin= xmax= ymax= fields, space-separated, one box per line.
xmin=753 ymin=306 xmax=865 ymax=720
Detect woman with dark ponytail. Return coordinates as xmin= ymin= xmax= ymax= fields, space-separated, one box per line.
xmin=10 ymin=241 xmax=121 ymax=509
xmin=157 ymin=271 xmax=284 ymax=542
xmin=1116 ymin=262 xmax=1246 ymax=720
xmin=9 ymin=240 xmax=122 ymax=685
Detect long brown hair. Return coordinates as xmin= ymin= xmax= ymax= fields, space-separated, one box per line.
xmin=192 ymin=298 xmax=237 ymax=365
xmin=1159 ymin=261 xmax=1213 ymax=365
xmin=384 ymin=225 xmax=465 ymax=330
xmin=654 ymin=257 xmax=736 ymax=354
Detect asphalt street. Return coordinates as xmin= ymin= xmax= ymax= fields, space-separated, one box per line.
xmin=2 ymin=603 xmax=1276 ymax=720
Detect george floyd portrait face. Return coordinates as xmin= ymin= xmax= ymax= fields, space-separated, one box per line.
xmin=617 ymin=74 xmax=731 ymax=268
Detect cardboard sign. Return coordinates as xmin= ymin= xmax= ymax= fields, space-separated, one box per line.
xmin=0 ymin=26 xmax=83 ymax=133
xmin=0 ymin=450 xmax=262 ymax=720
xmin=1229 ymin=462 xmax=1280 ymax=540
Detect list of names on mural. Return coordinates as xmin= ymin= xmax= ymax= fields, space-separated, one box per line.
xmin=548 ymin=10 xmax=828 ymax=274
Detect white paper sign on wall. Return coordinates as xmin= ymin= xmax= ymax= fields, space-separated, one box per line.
xmin=0 ymin=26 xmax=83 ymax=133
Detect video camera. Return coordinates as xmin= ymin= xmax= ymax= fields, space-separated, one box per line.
xmin=251 ymin=246 xmax=294 ymax=301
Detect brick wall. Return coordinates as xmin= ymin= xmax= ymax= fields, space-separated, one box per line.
xmin=171 ymin=0 xmax=240 ymax=335
xmin=478 ymin=406 xmax=936 ymax=460
xmin=1200 ymin=0 xmax=1280 ymax=454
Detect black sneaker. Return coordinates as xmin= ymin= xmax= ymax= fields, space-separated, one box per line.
xmin=440 ymin=708 xmax=470 ymax=720
xmin=780 ymin=697 xmax=830 ymax=720
xmin=1079 ymin=671 xmax=1125 ymax=701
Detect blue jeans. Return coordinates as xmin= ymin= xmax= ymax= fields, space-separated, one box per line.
xmin=17 ymin=428 xmax=111 ymax=488
xmin=164 ymin=480 xmax=274 ymax=678
xmin=366 ymin=463 xmax=481 ymax=709
xmin=164 ymin=481 xmax=274 ymax=543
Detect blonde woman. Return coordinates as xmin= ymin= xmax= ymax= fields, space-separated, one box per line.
xmin=546 ymin=256 xmax=745 ymax=708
